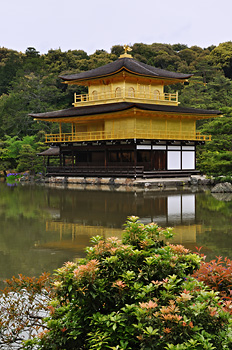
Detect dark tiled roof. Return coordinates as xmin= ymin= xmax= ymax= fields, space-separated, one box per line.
xmin=38 ymin=147 xmax=60 ymax=156
xmin=30 ymin=102 xmax=222 ymax=119
xmin=59 ymin=58 xmax=192 ymax=81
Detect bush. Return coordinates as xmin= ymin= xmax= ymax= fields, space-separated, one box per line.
xmin=192 ymin=255 xmax=232 ymax=312
xmin=23 ymin=217 xmax=232 ymax=350
xmin=214 ymin=176 xmax=232 ymax=184
xmin=6 ymin=172 xmax=23 ymax=183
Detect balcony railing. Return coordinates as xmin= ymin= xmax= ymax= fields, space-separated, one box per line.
xmin=73 ymin=90 xmax=178 ymax=107
xmin=45 ymin=130 xmax=211 ymax=143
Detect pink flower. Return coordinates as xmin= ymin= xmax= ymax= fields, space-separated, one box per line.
xmin=73 ymin=259 xmax=99 ymax=281
xmin=112 ymin=280 xmax=127 ymax=289
xmin=163 ymin=327 xmax=171 ymax=334
xmin=139 ymin=300 xmax=158 ymax=309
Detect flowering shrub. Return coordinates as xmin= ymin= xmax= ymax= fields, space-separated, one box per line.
xmin=21 ymin=216 xmax=232 ymax=350
xmin=192 ymin=255 xmax=232 ymax=311
xmin=6 ymin=172 xmax=23 ymax=183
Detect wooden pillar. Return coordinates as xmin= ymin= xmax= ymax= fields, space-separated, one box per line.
xmin=180 ymin=144 xmax=183 ymax=170
xmin=87 ymin=148 xmax=90 ymax=167
xmin=149 ymin=143 xmax=152 ymax=171
xmin=59 ymin=123 xmax=62 ymax=141
xmin=59 ymin=151 xmax=62 ymax=166
xmin=151 ymin=142 xmax=154 ymax=170
xmin=71 ymin=123 xmax=74 ymax=140
xmin=195 ymin=143 xmax=196 ymax=170
xmin=72 ymin=149 xmax=74 ymax=167
xmin=134 ymin=141 xmax=137 ymax=179
xmin=180 ymin=117 xmax=182 ymax=140
xmin=104 ymin=147 xmax=107 ymax=168
xmin=134 ymin=141 xmax=137 ymax=167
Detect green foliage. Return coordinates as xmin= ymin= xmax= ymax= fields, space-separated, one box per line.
xmin=111 ymin=45 xmax=124 ymax=57
xmin=214 ymin=175 xmax=232 ymax=184
xmin=197 ymin=150 xmax=232 ymax=176
xmin=0 ymin=135 xmax=46 ymax=174
xmin=16 ymin=144 xmax=43 ymax=174
xmin=6 ymin=172 xmax=23 ymax=184
xmin=0 ymin=48 xmax=23 ymax=95
xmin=210 ymin=41 xmax=232 ymax=78
xmin=23 ymin=217 xmax=232 ymax=349
xmin=0 ymin=73 xmax=68 ymax=137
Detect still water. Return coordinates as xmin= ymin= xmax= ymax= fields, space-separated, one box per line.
xmin=0 ymin=181 xmax=232 ymax=283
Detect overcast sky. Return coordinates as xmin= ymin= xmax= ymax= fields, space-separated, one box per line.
xmin=1 ymin=0 xmax=231 ymax=55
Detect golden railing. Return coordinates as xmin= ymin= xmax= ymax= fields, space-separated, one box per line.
xmin=45 ymin=130 xmax=211 ymax=143
xmin=73 ymin=90 xmax=178 ymax=106
xmin=46 ymin=221 xmax=122 ymax=239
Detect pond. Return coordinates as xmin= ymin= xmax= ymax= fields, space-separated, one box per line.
xmin=0 ymin=181 xmax=232 ymax=284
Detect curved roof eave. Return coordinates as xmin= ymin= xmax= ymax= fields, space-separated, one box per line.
xmin=59 ymin=58 xmax=193 ymax=82
xmin=29 ymin=102 xmax=222 ymax=120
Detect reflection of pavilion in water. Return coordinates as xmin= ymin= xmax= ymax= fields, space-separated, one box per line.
xmin=43 ymin=190 xmax=204 ymax=251
xmin=141 ymin=193 xmax=204 ymax=246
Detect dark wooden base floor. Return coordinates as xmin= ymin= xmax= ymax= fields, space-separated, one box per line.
xmin=46 ymin=166 xmax=200 ymax=179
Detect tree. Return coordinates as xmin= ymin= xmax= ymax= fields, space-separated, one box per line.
xmin=0 ymin=140 xmax=12 ymax=176
xmin=25 ymin=47 xmax=40 ymax=58
xmin=179 ymin=71 xmax=232 ymax=110
xmin=0 ymin=73 xmax=67 ymax=138
xmin=17 ymin=144 xmax=44 ymax=175
xmin=0 ymin=135 xmax=46 ymax=175
xmin=172 ymin=43 xmax=188 ymax=52
xmin=0 ymin=49 xmax=23 ymax=95
xmin=178 ymin=48 xmax=197 ymax=66
xmin=86 ymin=50 xmax=116 ymax=70
xmin=111 ymin=45 xmax=124 ymax=57
xmin=210 ymin=41 xmax=232 ymax=78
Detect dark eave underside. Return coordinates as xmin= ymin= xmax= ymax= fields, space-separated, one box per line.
xmin=59 ymin=58 xmax=192 ymax=82
xmin=29 ymin=102 xmax=222 ymax=119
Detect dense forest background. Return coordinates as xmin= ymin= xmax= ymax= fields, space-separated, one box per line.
xmin=0 ymin=42 xmax=232 ymax=176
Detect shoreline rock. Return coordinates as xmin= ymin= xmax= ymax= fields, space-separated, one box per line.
xmin=211 ymin=182 xmax=232 ymax=193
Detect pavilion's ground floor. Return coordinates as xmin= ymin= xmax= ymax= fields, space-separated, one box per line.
xmin=44 ymin=139 xmax=202 ymax=178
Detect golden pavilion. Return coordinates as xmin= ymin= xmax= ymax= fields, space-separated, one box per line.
xmin=30 ymin=47 xmax=221 ymax=178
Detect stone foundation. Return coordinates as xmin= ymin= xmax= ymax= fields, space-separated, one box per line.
xmin=42 ymin=175 xmax=211 ymax=190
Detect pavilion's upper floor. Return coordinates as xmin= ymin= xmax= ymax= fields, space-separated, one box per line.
xmin=59 ymin=55 xmax=192 ymax=108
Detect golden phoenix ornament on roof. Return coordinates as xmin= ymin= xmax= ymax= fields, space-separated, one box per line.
xmin=123 ymin=45 xmax=132 ymax=54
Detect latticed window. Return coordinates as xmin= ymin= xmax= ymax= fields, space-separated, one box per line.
xmin=104 ymin=85 xmax=111 ymax=99
xmin=154 ymin=90 xmax=160 ymax=100
xmin=115 ymin=87 xmax=122 ymax=97
xmin=128 ymin=87 xmax=135 ymax=97
xmin=92 ymin=90 xmax=98 ymax=100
